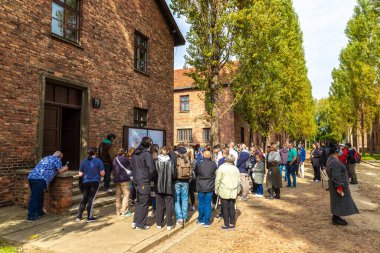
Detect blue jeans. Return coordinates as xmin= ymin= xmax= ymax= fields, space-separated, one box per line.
xmin=286 ymin=163 xmax=297 ymax=187
xmin=197 ymin=191 xmax=213 ymax=225
xmin=255 ymin=184 xmax=263 ymax=195
xmin=28 ymin=179 xmax=46 ymax=219
xmin=280 ymin=164 xmax=287 ymax=180
xmin=174 ymin=181 xmax=189 ymax=221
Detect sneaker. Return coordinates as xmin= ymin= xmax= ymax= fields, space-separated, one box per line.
xmin=332 ymin=219 xmax=348 ymax=226
xmin=136 ymin=225 xmax=150 ymax=230
xmin=257 ymin=195 xmax=264 ymax=198
xmin=215 ymin=213 xmax=222 ymax=219
xmin=149 ymin=212 xmax=156 ymax=218
xmin=107 ymin=189 xmax=113 ymax=193
xmin=204 ymin=224 xmax=210 ymax=228
xmin=229 ymin=225 xmax=236 ymax=230
xmin=274 ymin=195 xmax=280 ymax=199
xmin=176 ymin=220 xmax=184 ymax=227
xmin=190 ymin=205 xmax=196 ymax=211
xmin=196 ymin=221 xmax=205 ymax=225
xmin=167 ymin=226 xmax=173 ymax=231
xmin=75 ymin=217 xmax=82 ymax=222
xmin=132 ymin=223 xmax=137 ymax=229
xmin=121 ymin=211 xmax=132 ymax=217
xmin=86 ymin=217 xmax=97 ymax=223
xmin=221 ymin=225 xmax=229 ymax=230
xmin=156 ymin=225 xmax=162 ymax=229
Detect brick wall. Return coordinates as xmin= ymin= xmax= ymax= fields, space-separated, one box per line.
xmin=0 ymin=0 xmax=177 ymax=206
xmin=173 ymin=87 xmax=251 ymax=146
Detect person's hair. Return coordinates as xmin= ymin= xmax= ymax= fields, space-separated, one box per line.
xmin=315 ymin=143 xmax=320 ymax=148
xmin=329 ymin=143 xmax=339 ymax=154
xmin=53 ymin=151 xmax=63 ymax=159
xmin=160 ymin=146 xmax=168 ymax=156
xmin=107 ymin=133 xmax=116 ymax=141
xmin=226 ymin=154 xmax=236 ymax=164
xmin=255 ymin=154 xmax=263 ymax=161
xmin=150 ymin=144 xmax=159 ymax=160
xmin=87 ymin=148 xmax=96 ymax=160
xmin=117 ymin=148 xmax=125 ymax=156
xmin=241 ymin=144 xmax=246 ymax=150
xmin=271 ymin=143 xmax=277 ymax=150
xmin=140 ymin=137 xmax=152 ymax=149
xmin=127 ymin=147 xmax=135 ymax=158
xmin=346 ymin=143 xmax=352 ymax=148
xmin=205 ymin=145 xmax=211 ymax=151
xmin=222 ymin=148 xmax=229 ymax=156
xmin=167 ymin=144 xmax=174 ymax=152
xmin=204 ymin=150 xmax=211 ymax=159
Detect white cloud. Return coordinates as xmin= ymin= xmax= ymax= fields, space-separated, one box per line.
xmin=170 ymin=0 xmax=358 ymax=99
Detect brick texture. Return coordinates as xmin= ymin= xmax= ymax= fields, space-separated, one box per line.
xmin=0 ymin=0 xmax=178 ymax=206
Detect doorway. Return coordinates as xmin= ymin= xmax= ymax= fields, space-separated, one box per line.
xmin=42 ymin=82 xmax=82 ymax=170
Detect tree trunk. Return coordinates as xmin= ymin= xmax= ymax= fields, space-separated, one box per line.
xmin=370 ymin=132 xmax=374 ymax=156
xmin=361 ymin=111 xmax=365 ymax=154
xmin=352 ymin=123 xmax=358 ymax=148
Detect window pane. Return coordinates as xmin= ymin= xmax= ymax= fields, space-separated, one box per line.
xmin=52 ymin=3 xmax=64 ymax=21
xmin=66 ymin=0 xmax=78 ymax=9
xmin=52 ymin=18 xmax=64 ymax=36
xmin=65 ymin=10 xmax=77 ymax=28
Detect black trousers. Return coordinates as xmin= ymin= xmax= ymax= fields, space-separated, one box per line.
xmin=133 ymin=183 xmax=150 ymax=228
xmin=221 ymin=198 xmax=236 ymax=226
xmin=189 ymin=179 xmax=196 ymax=205
xmin=313 ymin=165 xmax=321 ymax=181
xmin=155 ymin=193 xmax=173 ymax=226
xmin=78 ymin=181 xmax=99 ymax=219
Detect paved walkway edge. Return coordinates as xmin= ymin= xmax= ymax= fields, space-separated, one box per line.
xmin=129 ymin=216 xmax=198 ymax=253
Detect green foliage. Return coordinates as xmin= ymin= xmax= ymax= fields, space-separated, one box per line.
xmin=233 ymin=0 xmax=315 ymax=140
xmin=328 ymin=0 xmax=380 ymax=143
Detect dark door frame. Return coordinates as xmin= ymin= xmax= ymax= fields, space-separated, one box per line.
xmin=37 ymin=74 xmax=89 ymax=164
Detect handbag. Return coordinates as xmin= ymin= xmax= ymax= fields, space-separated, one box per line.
xmin=320 ymin=168 xmax=329 ymax=190
xmin=116 ymin=157 xmax=132 ymax=176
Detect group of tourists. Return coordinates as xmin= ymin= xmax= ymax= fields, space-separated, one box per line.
xmin=26 ymin=134 xmax=360 ymax=228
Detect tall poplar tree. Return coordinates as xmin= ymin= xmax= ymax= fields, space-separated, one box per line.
xmin=170 ymin=0 xmax=239 ymax=146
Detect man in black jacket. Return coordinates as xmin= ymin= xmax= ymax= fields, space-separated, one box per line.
xmin=346 ymin=143 xmax=358 ymax=184
xmin=130 ymin=137 xmax=155 ymax=230
xmin=195 ymin=150 xmax=217 ymax=228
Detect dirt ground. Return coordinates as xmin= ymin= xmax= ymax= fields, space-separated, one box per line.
xmin=149 ymin=163 xmax=380 ymax=253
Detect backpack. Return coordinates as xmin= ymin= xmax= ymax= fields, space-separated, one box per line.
xmin=296 ymin=152 xmax=301 ymax=164
xmin=354 ymin=151 xmax=361 ymax=164
xmin=176 ymin=152 xmax=192 ymax=180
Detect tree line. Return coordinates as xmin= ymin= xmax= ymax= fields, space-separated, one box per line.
xmin=171 ymin=0 xmax=316 ymax=149
xmin=316 ymin=0 xmax=380 ymax=153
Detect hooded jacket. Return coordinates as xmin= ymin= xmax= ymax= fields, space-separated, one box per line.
xmin=98 ymin=139 xmax=117 ymax=164
xmin=130 ymin=145 xmax=155 ymax=185
xmin=237 ymin=150 xmax=250 ymax=173
xmin=155 ymin=154 xmax=176 ymax=195
xmin=279 ymin=148 xmax=289 ymax=165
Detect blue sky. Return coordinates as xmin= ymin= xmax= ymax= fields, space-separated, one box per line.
xmin=169 ymin=0 xmax=357 ymax=99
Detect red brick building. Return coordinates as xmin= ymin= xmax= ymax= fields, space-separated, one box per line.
xmin=0 ymin=0 xmax=184 ymax=207
xmin=174 ymin=68 xmax=253 ymax=147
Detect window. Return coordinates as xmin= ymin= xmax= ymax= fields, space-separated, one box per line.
xmin=177 ymin=129 xmax=192 ymax=142
xmin=203 ymin=128 xmax=211 ymax=142
xmin=134 ymin=108 xmax=148 ymax=128
xmin=134 ymin=32 xmax=148 ymax=73
xmin=180 ymin=95 xmax=189 ymax=112
xmin=51 ymin=0 xmax=80 ymax=43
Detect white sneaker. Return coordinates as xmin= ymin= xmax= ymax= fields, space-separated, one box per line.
xmin=136 ymin=225 xmax=150 ymax=230
xmin=75 ymin=218 xmax=81 ymax=222
xmin=107 ymin=189 xmax=113 ymax=193
xmin=131 ymin=223 xmax=137 ymax=229
xmin=156 ymin=225 xmax=162 ymax=229
xmin=257 ymin=195 xmax=264 ymax=198
xmin=167 ymin=226 xmax=173 ymax=231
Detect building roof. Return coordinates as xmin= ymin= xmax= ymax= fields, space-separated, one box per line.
xmin=174 ymin=68 xmax=195 ymax=90
xmin=155 ymin=0 xmax=186 ymax=46
xmin=174 ymin=62 xmax=238 ymax=91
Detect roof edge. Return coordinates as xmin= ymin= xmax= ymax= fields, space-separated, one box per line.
xmin=155 ymin=0 xmax=186 ymax=46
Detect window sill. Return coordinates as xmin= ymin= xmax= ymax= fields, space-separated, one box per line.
xmin=134 ymin=68 xmax=150 ymax=77
xmin=50 ymin=33 xmax=84 ymax=50
xmin=179 ymin=111 xmax=190 ymax=113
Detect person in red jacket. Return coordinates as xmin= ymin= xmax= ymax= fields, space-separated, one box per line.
xmin=339 ymin=144 xmax=348 ymax=166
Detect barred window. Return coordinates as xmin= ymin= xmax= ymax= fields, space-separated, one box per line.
xmin=51 ymin=0 xmax=80 ymax=43
xmin=177 ymin=129 xmax=192 ymax=142
xmin=203 ymin=128 xmax=211 ymax=141
xmin=134 ymin=108 xmax=148 ymax=128
xmin=134 ymin=32 xmax=148 ymax=73
xmin=180 ymin=95 xmax=189 ymax=112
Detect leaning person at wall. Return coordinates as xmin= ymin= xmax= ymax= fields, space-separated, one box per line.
xmin=27 ymin=151 xmax=69 ymax=221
